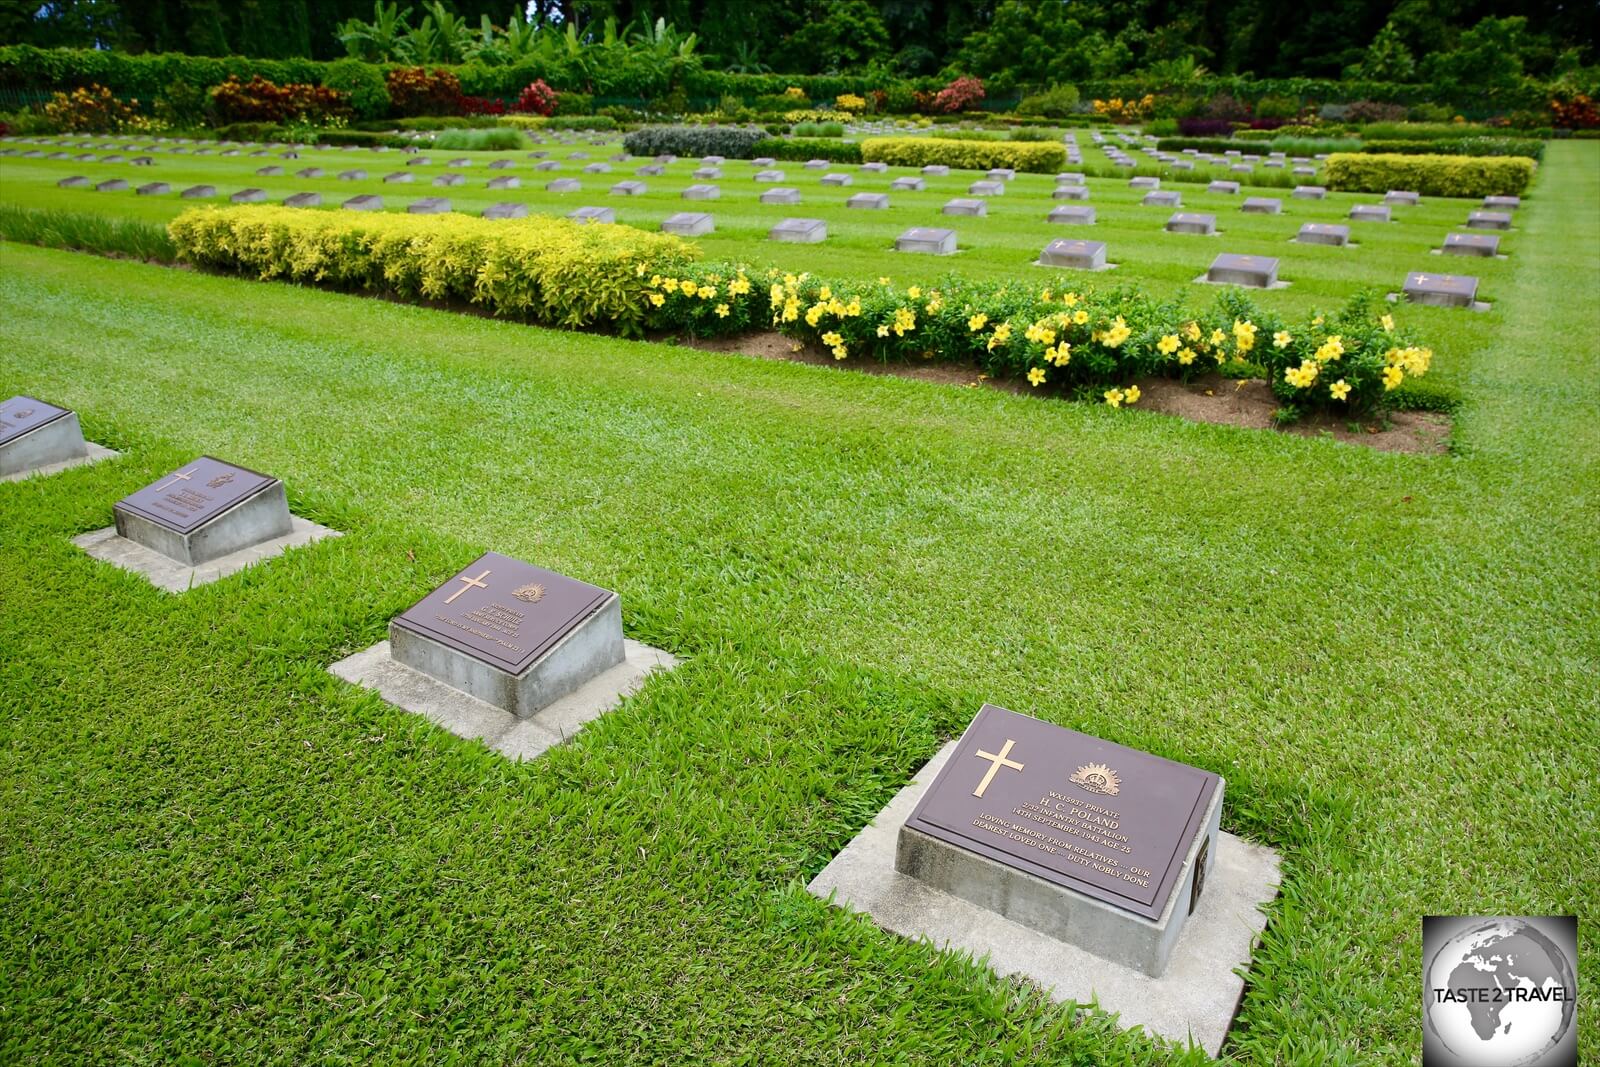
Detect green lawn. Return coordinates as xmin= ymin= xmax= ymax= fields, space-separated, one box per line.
xmin=0 ymin=142 xmax=1595 ymax=1065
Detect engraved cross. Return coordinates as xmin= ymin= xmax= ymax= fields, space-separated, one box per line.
xmin=971 ymin=738 xmax=1024 ymax=798
xmin=152 ymin=467 xmax=198 ymax=492
xmin=444 ymin=569 xmax=492 ymax=604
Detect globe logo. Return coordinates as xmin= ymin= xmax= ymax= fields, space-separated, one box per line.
xmin=1424 ymin=917 xmax=1578 ymax=1066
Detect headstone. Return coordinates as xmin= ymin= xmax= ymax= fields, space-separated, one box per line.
xmin=484 ymin=176 xmax=520 ymax=190
xmin=283 ymin=192 xmax=322 ymax=208
xmin=1296 ymin=223 xmax=1350 ymax=246
xmin=1048 ymin=205 xmax=1096 ymax=225
xmin=1038 ymin=239 xmax=1107 ymax=270
xmin=769 ymin=218 xmax=827 ymax=244
xmin=1165 ymin=212 xmax=1216 ymax=235
xmin=1292 ymin=185 xmax=1326 ymax=199
xmin=582 ymin=163 xmax=612 ymax=174
xmin=1056 ymin=173 xmax=1085 ymax=185
xmin=113 ymin=457 xmax=292 ymax=566
xmin=1402 ymin=271 xmax=1478 ymax=308
xmin=750 ymin=157 xmax=776 ymax=166
xmin=256 ymin=165 xmax=283 ymax=176
xmin=130 ymin=156 xmax=154 ymax=166
xmin=894 ymin=704 xmax=1223 ymax=977
xmin=408 ymin=197 xmax=451 ymax=214
xmin=447 ymin=158 xmax=472 ymax=167
xmin=821 ymin=173 xmax=852 ymax=186
xmin=693 ymin=167 xmax=722 ymax=179
xmin=406 ymin=156 xmax=432 ymax=166
xmin=636 ymin=164 xmax=665 ymax=176
xmin=890 ymin=176 xmax=925 ymax=191
xmin=922 ymin=165 xmax=950 ymax=176
xmin=985 ymin=167 xmax=1015 ymax=181
xmin=546 ymin=179 xmax=581 ymax=192
xmin=682 ymin=184 xmax=721 ymax=200
xmin=94 ymin=178 xmax=129 ymax=192
xmin=805 ymin=159 xmax=830 ymax=169
xmin=1129 ymin=176 xmax=1159 ymax=190
xmin=1384 ymin=190 xmax=1420 ymax=206
xmin=180 ymin=185 xmax=216 ymax=199
xmin=383 ymin=172 xmax=414 ymax=183
xmin=700 ymin=155 xmax=724 ymax=164
xmin=338 ymin=169 xmax=366 ymax=180
xmin=0 ymin=396 xmax=89 ymax=477
xmin=846 ymin=192 xmax=889 ymax=209
xmin=1053 ymin=186 xmax=1090 ymax=201
xmin=1171 ymin=159 xmax=1194 ymax=170
xmin=1206 ymin=253 xmax=1278 ymax=287
xmin=895 ymin=227 xmax=956 ymax=254
xmin=569 ymin=152 xmax=588 ymax=160
xmin=567 ymin=206 xmax=615 ymax=224
xmin=432 ymin=173 xmax=464 ymax=187
xmin=1142 ymin=190 xmax=1181 ymax=207
xmin=1442 ymin=232 xmax=1500 ymax=257
xmin=230 ymin=188 xmax=266 ymax=203
xmin=654 ymin=154 xmax=677 ymax=164
xmin=943 ymin=198 xmax=986 ymax=216
xmin=296 ymin=167 xmax=325 ymax=178
xmin=610 ymin=180 xmax=647 ymax=195
xmin=1349 ymin=204 xmax=1391 ymax=223
xmin=661 ymin=211 xmax=714 ymax=236
xmin=484 ymin=202 xmax=528 ymax=220
xmin=1207 ymin=181 xmax=1240 ymax=194
xmin=1482 ymin=195 xmax=1520 ymax=210
xmin=969 ymin=180 xmax=1004 ymax=196
xmin=862 ymin=162 xmax=889 ymax=173
xmin=1241 ymin=197 xmax=1281 ymax=214
xmin=534 ymin=161 xmax=560 ymax=172
xmin=759 ymin=187 xmax=800 ymax=205
xmin=488 ymin=159 xmax=514 ymax=170
xmin=136 ymin=182 xmax=171 ymax=196
xmin=343 ymin=195 xmax=383 ymax=211
xmin=386 ymin=551 xmax=625 ymax=717
xmin=1466 ymin=211 xmax=1512 ymax=230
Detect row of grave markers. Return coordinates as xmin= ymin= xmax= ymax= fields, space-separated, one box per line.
xmin=1 ymin=389 xmax=1274 ymax=1050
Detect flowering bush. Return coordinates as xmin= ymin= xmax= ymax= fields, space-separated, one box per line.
xmin=515 ymin=79 xmax=559 ymax=117
xmin=933 ymin=77 xmax=985 ymax=114
xmin=209 ymin=76 xmax=349 ymax=124
xmin=460 ymin=95 xmax=507 ymax=116
xmin=385 ymin=67 xmax=466 ymax=117
xmin=43 ymin=84 xmax=142 ymax=133
xmin=641 ymin=270 xmax=1435 ymax=416
xmin=835 ymin=93 xmax=867 ymax=113
xmin=1093 ymin=95 xmax=1155 ymax=123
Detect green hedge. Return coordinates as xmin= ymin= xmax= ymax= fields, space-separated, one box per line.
xmin=621 ymin=125 xmax=768 ymax=159
xmin=750 ymin=137 xmax=863 ymax=164
xmin=1323 ymin=153 xmax=1536 ymax=197
xmin=1361 ymin=137 xmax=1545 ymax=161
xmin=859 ymin=137 xmax=1065 ymax=173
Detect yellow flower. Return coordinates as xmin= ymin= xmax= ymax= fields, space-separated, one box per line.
xmin=1210 ymin=328 xmax=1226 ymax=345
xmin=662 ymin=277 xmax=678 ymax=292
xmin=1064 ymin=292 xmax=1080 ymax=307
xmin=1124 ymin=384 xmax=1141 ymax=404
xmin=877 ymin=276 xmax=890 ymax=285
xmin=1178 ymin=346 xmax=1196 ymax=365
xmin=876 ymin=324 xmax=890 ymax=337
xmin=819 ymin=285 xmax=832 ymax=301
xmin=1050 ymin=342 xmax=1072 ymax=366
xmin=1273 ymin=330 xmax=1292 ymax=349
xmin=715 ymin=303 xmax=729 ymax=317
xmin=649 ymin=274 xmax=662 ymax=287
xmin=1027 ymin=366 xmax=1047 ymax=387
xmin=1104 ymin=388 xmax=1124 ymax=408
xmin=1329 ymin=379 xmax=1351 ymax=401
xmin=1072 ymin=309 xmax=1089 ymax=325
xmin=926 ymin=297 xmax=943 ymax=313
xmin=821 ymin=331 xmax=843 ymax=346
xmin=968 ymin=312 xmax=989 ymax=332
xmin=648 ymin=293 xmax=665 ymax=307
xmin=1232 ymin=319 xmax=1258 ymax=353
xmin=1103 ymin=316 xmax=1131 ymax=348
xmin=697 ymin=285 xmax=715 ymax=300
xmin=1157 ymin=333 xmax=1180 ymax=355
xmin=1284 ymin=361 xmax=1320 ymax=389
xmin=1314 ymin=335 xmax=1345 ymax=363
xmin=992 ymin=322 xmax=1012 ymax=341
xmin=1039 ymin=288 xmax=1053 ymax=301
xmin=805 ymin=305 xmax=824 ymax=327
xmin=1380 ymin=313 xmax=1394 ymax=332
xmin=679 ymin=279 xmax=697 ymax=295
xmin=1183 ymin=321 xmax=1201 ymax=341
xmin=1312 ymin=314 xmax=1324 ymax=326
xmin=1383 ymin=365 xmax=1404 ymax=390
xmin=907 ymin=286 xmax=922 ymax=299
xmin=832 ymin=345 xmax=848 ymax=360
xmin=729 ymin=275 xmax=751 ymax=296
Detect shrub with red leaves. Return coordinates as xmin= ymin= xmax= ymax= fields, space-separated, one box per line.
xmin=514 ymin=79 xmax=559 ymax=117
xmin=385 ymin=67 xmax=467 ymax=117
xmin=462 ymin=95 xmax=507 ymax=115
xmin=209 ymin=75 xmax=349 ymax=124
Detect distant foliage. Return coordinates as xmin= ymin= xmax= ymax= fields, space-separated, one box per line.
xmin=321 ymin=57 xmax=390 ymax=119
xmin=385 ymin=66 xmax=466 ymax=117
xmin=1016 ymin=84 xmax=1081 ymax=118
xmin=749 ymin=136 xmax=863 ymax=163
xmin=209 ymin=75 xmax=350 ymax=124
xmin=1323 ymin=152 xmax=1536 ymax=196
xmin=514 ymin=78 xmax=558 ymax=117
xmin=932 ymin=77 xmax=985 ymax=114
xmin=859 ymin=136 xmax=1065 ymax=173
xmin=43 ymin=83 xmax=143 ymax=133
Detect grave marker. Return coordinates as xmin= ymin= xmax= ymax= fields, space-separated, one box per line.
xmin=1165 ymin=212 xmax=1216 ymax=235
xmin=283 ymin=192 xmax=321 ymax=208
xmin=343 ymin=194 xmax=383 ymax=211
xmin=113 ymin=456 xmax=292 ymax=566
xmin=770 ymin=218 xmax=827 ymax=243
xmin=1402 ymin=271 xmax=1478 ymax=308
xmin=846 ymin=192 xmax=890 ymax=209
xmin=567 ymin=206 xmax=615 ymax=224
xmin=1241 ymin=197 xmax=1281 ymax=214
xmin=1206 ymin=253 xmax=1278 ymax=288
xmin=1048 ymin=205 xmax=1096 ymax=225
xmin=895 ymin=227 xmax=956 ymax=254
xmin=1466 ymin=211 xmax=1512 ymax=230
xmin=661 ymin=211 xmax=714 ymax=236
xmin=0 ymin=396 xmax=89 ymax=477
xmin=1038 ymin=239 xmax=1107 ymax=270
xmin=943 ymin=198 xmax=986 ymax=216
xmin=1296 ymin=223 xmax=1350 ymax=246
xmin=408 ymin=197 xmax=451 ymax=214
xmin=1442 ymin=232 xmax=1499 ymax=257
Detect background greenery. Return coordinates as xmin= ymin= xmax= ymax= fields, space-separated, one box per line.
xmin=0 ymin=140 xmax=1595 ymax=1066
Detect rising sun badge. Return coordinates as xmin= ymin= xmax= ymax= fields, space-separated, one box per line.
xmin=511 ymin=582 xmax=546 ymax=604
xmin=1070 ymin=762 xmax=1121 ymax=796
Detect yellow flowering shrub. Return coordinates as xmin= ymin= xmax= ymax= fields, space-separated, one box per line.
xmin=858 ymin=137 xmax=1066 ymax=174
xmin=168 ymin=206 xmax=695 ymax=333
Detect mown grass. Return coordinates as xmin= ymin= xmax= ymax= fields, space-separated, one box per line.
xmin=0 ymin=143 xmax=1596 ymax=1065
xmin=0 ymin=202 xmax=177 ymax=260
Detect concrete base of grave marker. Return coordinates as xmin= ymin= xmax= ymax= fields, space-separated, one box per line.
xmin=73 ymin=516 xmax=339 ymax=593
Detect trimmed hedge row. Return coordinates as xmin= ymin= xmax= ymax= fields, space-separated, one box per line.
xmin=1361 ymin=137 xmax=1544 ymax=161
xmin=163 ymin=205 xmax=1442 ymax=417
xmin=1323 ymin=152 xmax=1536 ymax=196
xmin=749 ymin=137 xmax=863 ymax=164
xmin=1156 ymin=135 xmax=1544 ymax=161
xmin=858 ymin=137 xmax=1065 ymax=173
xmin=167 ymin=206 xmax=694 ymax=333
xmin=621 ymin=125 xmax=769 ymax=160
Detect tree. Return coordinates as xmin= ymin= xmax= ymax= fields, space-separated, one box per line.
xmin=1356 ymin=22 xmax=1416 ymax=81
xmin=956 ymin=0 xmax=1122 ymax=90
xmin=783 ymin=0 xmax=892 ymax=74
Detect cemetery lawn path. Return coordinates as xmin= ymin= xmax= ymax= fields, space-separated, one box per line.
xmin=1 ymin=142 xmax=1596 ymax=1065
